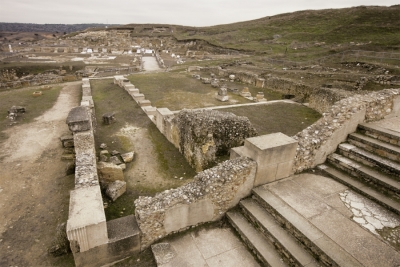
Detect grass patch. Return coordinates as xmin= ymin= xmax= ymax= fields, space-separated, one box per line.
xmin=0 ymin=86 xmax=62 ymax=143
xmin=222 ymin=102 xmax=321 ymax=136
xmin=148 ymin=123 xmax=196 ymax=180
xmin=90 ymin=79 xmax=196 ymax=220
xmin=128 ymin=72 xmax=251 ymax=110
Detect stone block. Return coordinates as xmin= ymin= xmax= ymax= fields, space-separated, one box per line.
xmin=67 ymin=186 xmax=108 ymax=252
xmin=81 ymin=100 xmax=90 ymax=107
xmin=82 ymin=84 xmax=91 ymax=96
xmin=243 ymin=133 xmax=298 ymax=163
xmin=82 ymin=96 xmax=94 ymax=107
xmin=133 ymin=93 xmax=145 ymax=102
xmin=113 ymin=75 xmax=124 ymax=85
xmin=138 ymin=99 xmax=151 ymax=107
xmin=241 ymin=133 xmax=298 ymax=186
xmin=72 ymin=215 xmax=140 ymax=267
xmin=75 ymin=165 xmax=99 ymax=187
xmin=164 ymin=199 xmax=215 ymax=234
xmin=121 ymin=152 xmax=134 ymax=163
xmin=156 ymin=108 xmax=174 ymax=134
xmin=102 ymin=113 xmax=115 ymax=125
xmin=142 ymin=106 xmax=157 ymax=116
xmin=128 ymin=88 xmax=139 ymax=95
xmin=73 ymin=131 xmax=96 ymax=155
xmin=66 ymin=106 xmax=91 ymax=133
xmin=97 ymin=162 xmax=124 ymax=184
xmin=215 ymin=94 xmax=229 ymax=102
xmin=124 ymin=84 xmax=135 ymax=91
xmin=106 ymin=180 xmax=126 ymax=201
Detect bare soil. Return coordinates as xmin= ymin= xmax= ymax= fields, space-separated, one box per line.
xmin=0 ymin=82 xmax=81 ymax=267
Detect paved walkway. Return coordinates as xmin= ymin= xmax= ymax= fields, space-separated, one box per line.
xmin=152 ymin=225 xmax=260 ymax=267
xmin=369 ymin=115 xmax=400 ymax=133
xmin=142 ymin=56 xmax=161 ymax=71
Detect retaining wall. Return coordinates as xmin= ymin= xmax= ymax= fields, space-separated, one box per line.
xmin=293 ymin=88 xmax=400 ymax=173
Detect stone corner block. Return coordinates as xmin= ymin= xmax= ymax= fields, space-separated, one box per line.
xmin=66 ymin=106 xmax=91 ymax=133
xmin=67 ymin=186 xmax=108 ymax=252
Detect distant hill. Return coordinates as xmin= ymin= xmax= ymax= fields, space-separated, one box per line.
xmin=169 ymin=5 xmax=400 ymax=54
xmin=0 ymin=23 xmax=117 ymax=33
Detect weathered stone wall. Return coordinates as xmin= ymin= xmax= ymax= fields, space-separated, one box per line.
xmin=172 ymin=109 xmax=257 ymax=172
xmin=134 ymin=157 xmax=257 ymax=249
xmin=293 ymin=88 xmax=400 ymax=173
xmin=308 ymin=87 xmax=354 ymax=113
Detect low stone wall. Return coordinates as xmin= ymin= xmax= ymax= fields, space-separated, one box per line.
xmin=66 ymin=78 xmax=140 ymax=267
xmin=134 ymin=157 xmax=257 ymax=249
xmin=171 ymin=109 xmax=257 ymax=172
xmin=308 ymin=87 xmax=354 ymax=114
xmin=293 ymin=88 xmax=400 ymax=173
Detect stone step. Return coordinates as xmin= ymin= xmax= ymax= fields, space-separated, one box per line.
xmin=318 ymin=164 xmax=400 ymax=215
xmin=226 ymin=210 xmax=288 ymax=267
xmin=252 ymin=187 xmax=363 ymax=267
xmin=239 ymin=198 xmax=319 ymax=267
xmin=348 ymin=133 xmax=400 ymax=163
xmin=327 ymin=153 xmax=400 ymax=195
xmin=358 ymin=123 xmax=400 ymax=146
xmin=337 ymin=143 xmax=400 ymax=178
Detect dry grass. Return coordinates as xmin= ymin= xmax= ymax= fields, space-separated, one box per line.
xmin=0 ymin=85 xmax=62 ymax=143
xmin=221 ymin=102 xmax=321 ymax=136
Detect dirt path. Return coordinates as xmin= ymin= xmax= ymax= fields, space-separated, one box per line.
xmin=0 ymin=81 xmax=81 ymax=266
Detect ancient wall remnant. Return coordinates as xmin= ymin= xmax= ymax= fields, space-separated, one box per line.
xmin=66 ymin=79 xmax=140 ymax=267
xmin=134 ymin=157 xmax=257 ymax=249
xmin=172 ymin=109 xmax=258 ymax=172
xmin=308 ymin=87 xmax=354 ymax=113
xmin=293 ymin=88 xmax=400 ymax=173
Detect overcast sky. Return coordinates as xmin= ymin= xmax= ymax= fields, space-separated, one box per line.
xmin=0 ymin=0 xmax=398 ymax=26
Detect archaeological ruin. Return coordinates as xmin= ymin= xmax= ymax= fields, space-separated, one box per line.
xmin=1 ymin=5 xmax=400 ymax=267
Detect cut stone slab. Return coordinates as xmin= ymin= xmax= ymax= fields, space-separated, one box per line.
xmin=106 ymin=180 xmax=126 ymax=201
xmin=67 ymin=186 xmax=108 ymax=252
xmin=66 ymin=106 xmax=91 ymax=133
xmin=97 ymin=162 xmax=124 ymax=184
xmin=152 ymin=225 xmax=260 ymax=267
xmin=121 ymin=152 xmax=134 ymax=163
xmin=256 ymin=174 xmax=400 ymax=267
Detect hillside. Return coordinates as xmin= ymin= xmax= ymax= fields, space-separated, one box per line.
xmin=0 ymin=23 xmax=112 ymax=33
xmin=167 ymin=5 xmax=400 ymax=56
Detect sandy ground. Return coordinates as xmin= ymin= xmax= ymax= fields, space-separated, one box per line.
xmin=0 ymin=81 xmax=81 ymax=266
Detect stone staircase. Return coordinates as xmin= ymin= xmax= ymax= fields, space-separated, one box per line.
xmin=320 ymin=122 xmax=400 ymax=215
xmin=227 ymin=121 xmax=400 ymax=266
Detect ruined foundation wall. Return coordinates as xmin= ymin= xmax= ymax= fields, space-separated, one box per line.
xmin=134 ymin=157 xmax=257 ymax=249
xmin=171 ymin=109 xmax=257 ymax=172
xmin=293 ymin=88 xmax=400 ymax=173
xmin=308 ymin=87 xmax=355 ymax=113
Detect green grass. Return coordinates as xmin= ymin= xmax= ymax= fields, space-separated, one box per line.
xmin=0 ymin=86 xmax=62 ymax=143
xmin=90 ymin=79 xmax=196 ymax=220
xmin=221 ymin=102 xmax=321 ymax=136
xmin=128 ymin=72 xmax=252 ymax=110
xmin=171 ymin=6 xmax=400 ymax=56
